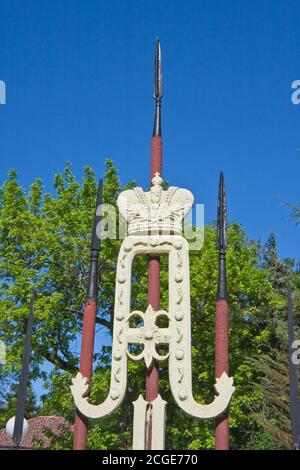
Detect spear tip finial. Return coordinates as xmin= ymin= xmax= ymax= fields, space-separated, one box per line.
xmin=90 ymin=178 xmax=103 ymax=252
xmin=152 ymin=38 xmax=163 ymax=137
xmin=217 ymin=171 xmax=227 ymax=251
xmin=153 ymin=37 xmax=163 ymax=100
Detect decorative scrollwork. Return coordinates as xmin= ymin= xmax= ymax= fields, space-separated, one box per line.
xmin=126 ymin=306 xmax=171 ymax=369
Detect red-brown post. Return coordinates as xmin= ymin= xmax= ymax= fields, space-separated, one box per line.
xmin=146 ymin=136 xmax=162 ymax=404
xmin=215 ymin=297 xmax=229 ymax=449
xmin=73 ymin=179 xmax=103 ymax=450
xmin=145 ymin=39 xmax=163 ymax=450
xmin=215 ymin=172 xmax=229 ymax=450
xmin=73 ymin=299 xmax=97 ymax=449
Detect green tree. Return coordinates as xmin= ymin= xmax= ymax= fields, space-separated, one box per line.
xmin=0 ymin=162 xmax=287 ymax=449
xmin=246 ymin=233 xmax=300 ymax=450
xmin=0 ymin=161 xmax=124 ymax=379
xmin=0 ymin=382 xmax=39 ymax=428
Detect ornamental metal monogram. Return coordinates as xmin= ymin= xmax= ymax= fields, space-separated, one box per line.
xmin=71 ymin=174 xmax=235 ymax=449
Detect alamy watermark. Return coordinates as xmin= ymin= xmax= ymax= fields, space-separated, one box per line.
xmin=95 ymin=202 xmax=205 ymax=251
xmin=291 ymin=339 xmax=300 ymax=365
xmin=291 ymin=80 xmax=300 ymax=104
xmin=0 ymin=80 xmax=6 ymax=104
xmin=0 ymin=341 xmax=6 ymax=365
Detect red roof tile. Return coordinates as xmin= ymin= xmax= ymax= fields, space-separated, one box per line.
xmin=0 ymin=416 xmax=73 ymax=449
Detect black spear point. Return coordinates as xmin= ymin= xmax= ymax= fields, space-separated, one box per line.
xmin=217 ymin=172 xmax=227 ymax=252
xmin=287 ymin=286 xmax=300 ymax=450
xmin=90 ymin=178 xmax=103 ymax=252
xmin=216 ymin=172 xmax=228 ymax=300
xmin=87 ymin=178 xmax=103 ymax=299
xmin=153 ymin=37 xmax=163 ymax=100
xmin=12 ymin=294 xmax=35 ymax=447
xmin=153 ymin=37 xmax=163 ymax=137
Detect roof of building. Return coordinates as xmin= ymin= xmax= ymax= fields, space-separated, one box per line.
xmin=0 ymin=415 xmax=73 ymax=449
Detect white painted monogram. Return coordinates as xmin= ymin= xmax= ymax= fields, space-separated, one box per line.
xmin=71 ymin=175 xmax=235 ymax=449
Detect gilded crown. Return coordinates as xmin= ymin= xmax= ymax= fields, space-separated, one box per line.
xmin=117 ymin=173 xmax=194 ymax=235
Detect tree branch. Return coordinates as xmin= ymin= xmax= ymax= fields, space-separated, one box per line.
xmin=36 ymin=344 xmax=77 ymax=373
xmin=66 ymin=307 xmax=112 ymax=332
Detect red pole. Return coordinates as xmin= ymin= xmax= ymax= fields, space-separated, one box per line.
xmin=145 ymin=136 xmax=162 ymax=450
xmin=146 ymin=254 xmax=161 ymax=404
xmin=73 ymin=180 xmax=103 ymax=450
xmin=215 ymin=172 xmax=229 ymax=450
xmin=73 ymin=299 xmax=97 ymax=449
xmin=215 ymin=298 xmax=229 ymax=450
xmin=150 ymin=136 xmax=162 ymax=179
xmin=145 ymin=38 xmax=163 ymax=449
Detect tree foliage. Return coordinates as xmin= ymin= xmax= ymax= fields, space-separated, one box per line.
xmin=248 ymin=234 xmax=300 ymax=449
xmin=0 ymin=162 xmax=297 ymax=449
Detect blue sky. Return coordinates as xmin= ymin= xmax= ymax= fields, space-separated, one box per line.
xmin=1 ymin=1 xmax=300 ymax=396
xmin=1 ymin=0 xmax=300 ymax=260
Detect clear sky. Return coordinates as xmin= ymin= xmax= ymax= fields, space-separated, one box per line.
xmin=1 ymin=0 xmax=300 ymax=400
xmin=1 ymin=0 xmax=300 ymax=258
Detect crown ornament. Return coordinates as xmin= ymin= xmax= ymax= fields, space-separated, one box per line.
xmin=117 ymin=173 xmax=194 ymax=235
